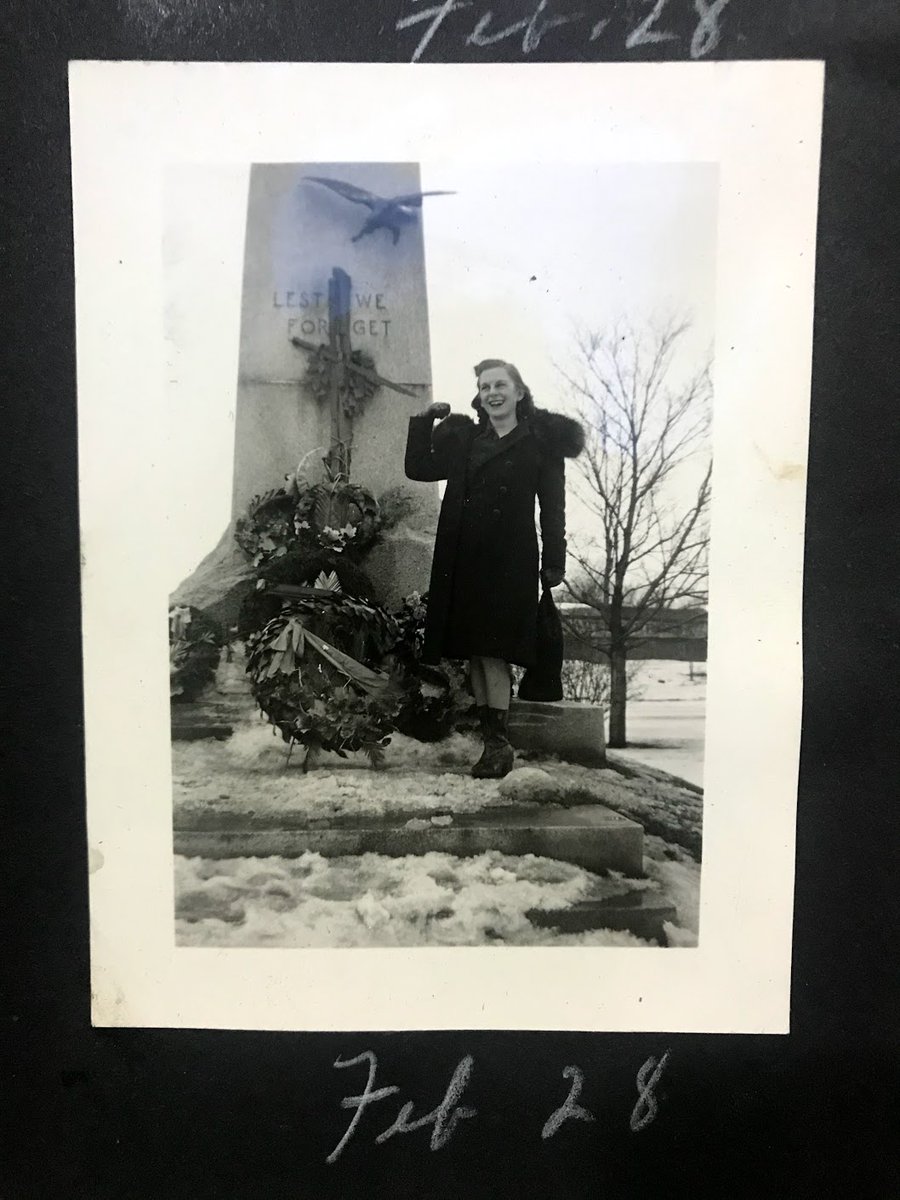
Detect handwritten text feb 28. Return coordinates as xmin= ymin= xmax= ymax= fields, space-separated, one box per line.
xmin=327 ymin=1048 xmax=671 ymax=1163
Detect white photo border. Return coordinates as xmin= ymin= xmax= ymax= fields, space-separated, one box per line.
xmin=71 ymin=60 xmax=822 ymax=1033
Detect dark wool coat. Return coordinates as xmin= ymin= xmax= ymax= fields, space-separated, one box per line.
xmin=405 ymin=408 xmax=584 ymax=666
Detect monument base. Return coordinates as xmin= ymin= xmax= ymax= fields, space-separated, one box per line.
xmin=362 ymin=524 xmax=436 ymax=609
xmin=508 ymin=699 xmax=606 ymax=766
xmin=170 ymin=524 xmax=255 ymax=633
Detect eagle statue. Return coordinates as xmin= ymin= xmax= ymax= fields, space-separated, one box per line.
xmin=303 ymin=176 xmax=455 ymax=245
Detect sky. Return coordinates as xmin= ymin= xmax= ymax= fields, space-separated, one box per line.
xmin=164 ymin=161 xmax=717 ymax=591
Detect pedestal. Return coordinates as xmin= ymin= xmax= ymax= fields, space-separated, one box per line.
xmin=508 ymin=699 xmax=606 ymax=766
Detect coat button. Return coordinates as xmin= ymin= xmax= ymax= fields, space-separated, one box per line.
xmin=493 ymin=508 xmax=501 ymax=518
xmin=499 ymin=485 xmax=508 ymax=495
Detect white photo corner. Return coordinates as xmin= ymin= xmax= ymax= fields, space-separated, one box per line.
xmin=70 ymin=61 xmax=822 ymax=1033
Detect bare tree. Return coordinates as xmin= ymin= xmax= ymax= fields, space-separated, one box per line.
xmin=559 ymin=319 xmax=712 ymax=747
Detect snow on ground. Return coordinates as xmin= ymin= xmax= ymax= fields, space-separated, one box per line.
xmin=174 ymin=720 xmax=702 ymax=855
xmin=505 ymin=758 xmax=702 ymax=857
xmin=616 ymin=660 xmax=706 ymax=788
xmin=175 ymin=850 xmax=657 ymax=949
xmin=635 ymin=660 xmax=707 ymax=704
xmin=643 ymin=835 xmax=700 ymax=948
xmin=172 ymin=688 xmax=703 ymax=949
xmin=175 ymin=723 xmax=519 ymax=823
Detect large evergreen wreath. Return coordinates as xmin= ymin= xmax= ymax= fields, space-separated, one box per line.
xmin=246 ymin=591 xmax=474 ymax=766
xmin=246 ymin=594 xmax=402 ymax=767
xmin=234 ymin=478 xmax=381 ymax=569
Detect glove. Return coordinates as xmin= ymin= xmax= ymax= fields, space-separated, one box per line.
xmin=422 ymin=401 xmax=451 ymax=420
xmin=540 ymin=566 xmax=565 ymax=589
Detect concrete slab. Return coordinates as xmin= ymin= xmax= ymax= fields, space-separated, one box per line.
xmin=508 ymin=699 xmax=606 ymax=766
xmin=174 ymin=802 xmax=643 ymax=876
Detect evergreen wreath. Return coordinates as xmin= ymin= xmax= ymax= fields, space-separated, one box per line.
xmin=246 ymin=594 xmax=401 ymax=768
xmin=292 ymin=479 xmax=381 ymax=554
xmin=234 ymin=489 xmax=298 ymax=567
xmin=234 ymin=456 xmax=472 ymax=760
xmin=245 ymin=591 xmax=476 ymax=766
xmin=302 ymin=345 xmax=379 ymax=419
xmin=234 ymin=479 xmax=381 ymax=569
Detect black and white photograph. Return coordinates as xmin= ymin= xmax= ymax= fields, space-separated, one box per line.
xmin=166 ymin=158 xmax=715 ymax=951
xmin=72 ymin=62 xmax=821 ymax=1030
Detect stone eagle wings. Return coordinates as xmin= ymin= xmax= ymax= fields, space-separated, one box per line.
xmin=304 ymin=176 xmax=455 ymax=245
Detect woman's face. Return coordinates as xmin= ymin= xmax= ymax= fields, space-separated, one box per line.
xmin=477 ymin=367 xmax=522 ymax=421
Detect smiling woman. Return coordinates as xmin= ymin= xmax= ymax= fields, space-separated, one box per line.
xmin=405 ymin=358 xmax=584 ymax=778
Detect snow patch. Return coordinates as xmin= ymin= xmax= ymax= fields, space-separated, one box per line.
xmin=221 ymin=720 xmax=479 ymax=773
xmin=498 ymin=766 xmax=561 ymax=803
xmin=175 ymin=851 xmax=654 ymax=948
xmin=662 ymin=921 xmax=698 ymax=948
xmin=644 ymin=835 xmax=700 ymax=937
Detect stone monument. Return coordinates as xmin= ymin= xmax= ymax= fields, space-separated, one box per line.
xmin=171 ymin=161 xmax=442 ymax=625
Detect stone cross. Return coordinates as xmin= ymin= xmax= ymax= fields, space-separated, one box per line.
xmin=289 ymin=266 xmax=418 ymax=483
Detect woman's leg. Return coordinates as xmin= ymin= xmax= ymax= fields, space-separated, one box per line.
xmin=469 ymin=657 xmax=514 ymax=778
xmin=481 ymin=658 xmax=511 ymax=710
xmin=469 ymin=657 xmax=488 ymax=706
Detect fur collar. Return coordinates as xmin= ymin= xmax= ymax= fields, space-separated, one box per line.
xmin=436 ymin=408 xmax=584 ymax=458
xmin=530 ymin=408 xmax=585 ymax=458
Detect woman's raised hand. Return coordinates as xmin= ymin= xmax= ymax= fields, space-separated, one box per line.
xmin=422 ymin=401 xmax=451 ymax=420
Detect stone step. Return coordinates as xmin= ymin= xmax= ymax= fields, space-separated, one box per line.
xmin=508 ymin=699 xmax=606 ymax=766
xmin=171 ymin=695 xmax=258 ymax=741
xmin=174 ymin=802 xmax=644 ymax=877
xmin=528 ymin=889 xmax=677 ymax=946
xmin=171 ymin=721 xmax=235 ymax=742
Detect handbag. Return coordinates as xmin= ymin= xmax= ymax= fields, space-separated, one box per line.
xmin=517 ymin=586 xmax=564 ymax=702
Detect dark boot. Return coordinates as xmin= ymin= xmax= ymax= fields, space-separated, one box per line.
xmin=471 ymin=707 xmax=515 ymax=779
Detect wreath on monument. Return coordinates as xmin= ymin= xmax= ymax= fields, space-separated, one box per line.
xmin=245 ymin=589 xmax=475 ymax=765
xmin=234 ymin=489 xmax=299 ymax=566
xmin=293 ymin=478 xmax=381 ymax=553
xmin=302 ymin=345 xmax=380 ymax=418
xmin=234 ymin=477 xmax=381 ymax=568
xmin=245 ymin=594 xmax=402 ymax=766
